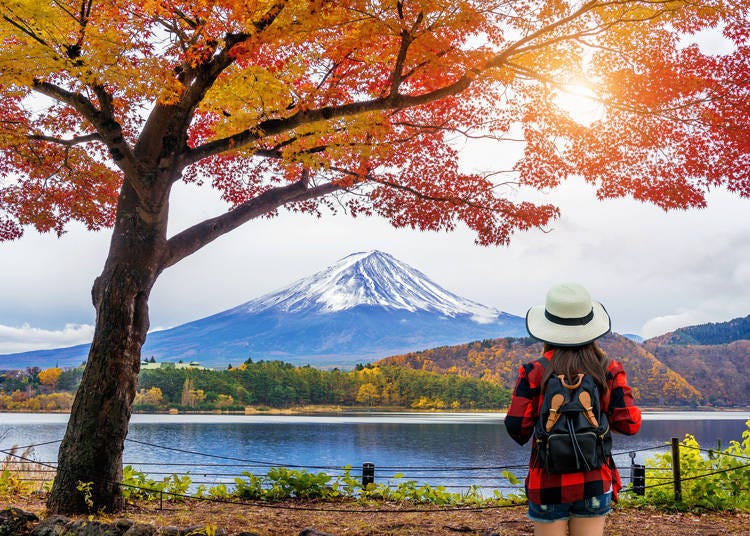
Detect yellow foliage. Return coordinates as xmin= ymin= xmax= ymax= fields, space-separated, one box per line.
xmin=38 ymin=367 xmax=62 ymax=387
xmin=355 ymin=383 xmax=380 ymax=406
xmin=410 ymin=396 xmax=446 ymax=409
xmin=0 ymin=391 xmax=73 ymax=411
xmin=134 ymin=387 xmax=164 ymax=407
xmin=216 ymin=394 xmax=235 ymax=407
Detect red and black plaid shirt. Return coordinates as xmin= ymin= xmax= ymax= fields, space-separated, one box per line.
xmin=504 ymin=350 xmax=642 ymax=505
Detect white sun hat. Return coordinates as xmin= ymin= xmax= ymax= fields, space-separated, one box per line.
xmin=526 ymin=282 xmax=611 ymax=347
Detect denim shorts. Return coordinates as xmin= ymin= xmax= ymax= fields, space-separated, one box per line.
xmin=527 ymin=492 xmax=612 ymax=523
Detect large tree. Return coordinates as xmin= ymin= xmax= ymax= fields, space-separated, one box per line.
xmin=0 ymin=0 xmax=747 ymax=513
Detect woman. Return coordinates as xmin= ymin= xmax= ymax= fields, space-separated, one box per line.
xmin=505 ymin=282 xmax=641 ymax=536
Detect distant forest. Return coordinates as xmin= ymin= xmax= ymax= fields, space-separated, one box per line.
xmin=650 ymin=315 xmax=750 ymax=346
xmin=0 ymin=360 xmax=510 ymax=412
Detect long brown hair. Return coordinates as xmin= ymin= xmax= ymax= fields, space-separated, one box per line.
xmin=542 ymin=342 xmax=610 ymax=395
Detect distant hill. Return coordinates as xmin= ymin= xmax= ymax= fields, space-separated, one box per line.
xmin=647 ymin=314 xmax=750 ymax=346
xmin=643 ymin=340 xmax=750 ymax=406
xmin=377 ymin=333 xmax=703 ymax=406
xmin=638 ymin=315 xmax=750 ymax=406
xmin=623 ymin=334 xmax=644 ymax=343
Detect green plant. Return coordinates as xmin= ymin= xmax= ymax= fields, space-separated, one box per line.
xmin=0 ymin=468 xmax=31 ymax=497
xmin=76 ymin=480 xmax=94 ymax=511
xmin=121 ymin=465 xmax=162 ymax=501
xmin=234 ymin=471 xmax=264 ymax=500
xmin=363 ymin=474 xmax=454 ymax=504
xmin=265 ymin=467 xmax=334 ymax=500
xmin=207 ymin=483 xmax=230 ymax=499
xmin=332 ymin=465 xmax=361 ymax=498
xmin=458 ymin=484 xmax=484 ymax=505
xmin=622 ymin=420 xmax=750 ymax=512
xmin=162 ymin=473 xmax=192 ymax=501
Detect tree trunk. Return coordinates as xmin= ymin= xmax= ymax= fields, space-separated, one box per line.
xmin=47 ymin=181 xmax=167 ymax=514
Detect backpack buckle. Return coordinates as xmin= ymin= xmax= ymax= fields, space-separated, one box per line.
xmin=558 ymin=373 xmax=584 ymax=390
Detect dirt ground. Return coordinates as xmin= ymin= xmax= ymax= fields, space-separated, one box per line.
xmin=8 ymin=496 xmax=750 ymax=535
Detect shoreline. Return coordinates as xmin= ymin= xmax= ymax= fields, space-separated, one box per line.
xmin=1 ymin=404 xmax=750 ymax=416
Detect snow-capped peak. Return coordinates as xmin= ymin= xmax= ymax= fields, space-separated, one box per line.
xmin=241 ymin=250 xmax=501 ymax=323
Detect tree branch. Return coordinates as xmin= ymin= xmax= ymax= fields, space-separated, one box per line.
xmin=163 ymin=178 xmax=342 ymax=268
xmin=2 ymin=15 xmax=50 ymax=49
xmin=389 ymin=11 xmax=423 ymax=98
xmin=181 ymin=1 xmax=289 ymax=114
xmin=32 ymin=80 xmax=142 ymax=193
xmin=183 ymin=73 xmax=473 ymax=166
xmin=28 ymin=133 xmax=101 ymax=146
xmin=136 ymin=1 xmax=288 ymax=169
xmin=366 ymin=176 xmax=508 ymax=216
xmin=486 ymin=0 xmax=599 ymax=70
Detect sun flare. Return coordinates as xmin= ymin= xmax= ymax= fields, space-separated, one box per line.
xmin=553 ymin=83 xmax=605 ymax=126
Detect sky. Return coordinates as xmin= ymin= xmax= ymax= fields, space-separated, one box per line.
xmin=1 ymin=173 xmax=748 ymax=355
xmin=0 ymin=27 xmax=745 ymax=356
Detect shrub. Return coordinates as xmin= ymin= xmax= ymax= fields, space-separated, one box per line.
xmin=623 ymin=419 xmax=750 ymax=512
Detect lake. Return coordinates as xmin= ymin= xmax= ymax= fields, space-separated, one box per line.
xmin=1 ymin=411 xmax=748 ymax=494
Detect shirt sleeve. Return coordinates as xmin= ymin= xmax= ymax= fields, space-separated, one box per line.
xmin=504 ymin=362 xmax=539 ymax=445
xmin=606 ymin=360 xmax=642 ymax=436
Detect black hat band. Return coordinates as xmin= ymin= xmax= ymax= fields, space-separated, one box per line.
xmin=544 ymin=308 xmax=594 ymax=326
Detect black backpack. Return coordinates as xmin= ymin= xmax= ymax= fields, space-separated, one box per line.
xmin=533 ymin=358 xmax=612 ymax=474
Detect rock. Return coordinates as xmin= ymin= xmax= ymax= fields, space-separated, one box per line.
xmin=29 ymin=515 xmax=70 ymax=536
xmin=3 ymin=512 xmax=226 ymax=536
xmin=113 ymin=520 xmax=133 ymax=532
xmin=58 ymin=519 xmax=123 ymax=536
xmin=179 ymin=526 xmax=226 ymax=536
xmin=122 ymin=524 xmax=155 ymax=536
xmin=30 ymin=516 xmax=141 ymax=536
xmin=0 ymin=508 xmax=39 ymax=536
xmin=298 ymin=529 xmax=335 ymax=536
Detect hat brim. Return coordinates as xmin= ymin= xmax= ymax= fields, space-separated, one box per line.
xmin=525 ymin=301 xmax=611 ymax=347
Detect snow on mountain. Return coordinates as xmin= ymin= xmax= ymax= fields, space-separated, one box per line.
xmin=241 ymin=250 xmax=501 ymax=323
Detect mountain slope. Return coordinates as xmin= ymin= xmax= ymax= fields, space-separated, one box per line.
xmin=643 ymin=340 xmax=750 ymax=406
xmin=0 ymin=251 xmax=526 ymax=370
xmin=378 ymin=333 xmax=703 ymax=406
xmin=640 ymin=314 xmax=750 ymax=405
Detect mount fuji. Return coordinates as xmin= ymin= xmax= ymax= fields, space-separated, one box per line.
xmin=0 ymin=251 xmax=526 ymax=369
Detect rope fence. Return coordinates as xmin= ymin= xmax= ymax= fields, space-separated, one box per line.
xmin=3 ymin=435 xmax=750 ymax=513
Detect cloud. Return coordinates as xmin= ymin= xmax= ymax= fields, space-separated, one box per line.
xmin=641 ymin=313 xmax=707 ymax=340
xmin=0 ymin=323 xmax=94 ymax=354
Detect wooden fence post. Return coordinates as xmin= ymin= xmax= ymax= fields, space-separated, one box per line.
xmin=671 ymin=437 xmax=682 ymax=502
